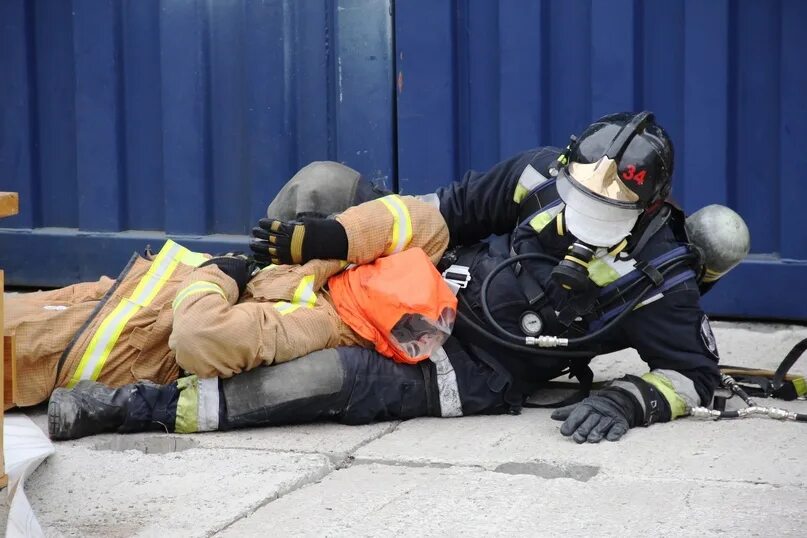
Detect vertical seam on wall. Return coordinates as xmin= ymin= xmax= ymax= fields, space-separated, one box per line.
xmin=283 ymin=0 xmax=298 ymax=172
xmin=390 ymin=0 xmax=399 ymax=193
xmin=201 ymin=0 xmax=213 ymax=235
xmin=633 ymin=0 xmax=644 ymax=110
xmin=115 ymin=0 xmax=129 ymax=231
xmin=726 ymin=0 xmax=738 ymax=212
xmin=539 ymin=0 xmax=550 ymax=145
xmin=325 ymin=0 xmax=337 ymax=161
xmin=24 ymin=0 xmax=43 ymax=228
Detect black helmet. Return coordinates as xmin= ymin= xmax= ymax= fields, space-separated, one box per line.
xmin=566 ymin=111 xmax=674 ymax=208
xmin=553 ymin=111 xmax=674 ymax=247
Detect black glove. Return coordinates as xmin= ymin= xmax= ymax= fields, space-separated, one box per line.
xmin=551 ymin=375 xmax=671 ymax=444
xmin=249 ymin=217 xmax=348 ymax=265
xmin=199 ymin=255 xmax=256 ymax=297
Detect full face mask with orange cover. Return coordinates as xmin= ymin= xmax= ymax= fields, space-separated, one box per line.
xmin=328 ymin=247 xmax=458 ymax=364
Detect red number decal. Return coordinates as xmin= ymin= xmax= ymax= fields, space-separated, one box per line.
xmin=634 ymin=170 xmax=646 ymax=185
xmin=622 ymin=165 xmax=645 ymax=186
xmin=623 ymin=165 xmax=635 ymax=180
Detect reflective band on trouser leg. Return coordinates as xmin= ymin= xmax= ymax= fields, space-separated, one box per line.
xmin=67 ymin=240 xmax=206 ymax=388
xmin=292 ymin=275 xmax=317 ymax=307
xmin=430 ymin=346 xmax=463 ymax=417
xmin=172 ymin=281 xmax=226 ymax=311
xmin=378 ymin=195 xmax=413 ymax=255
xmin=175 ymin=375 xmax=221 ymax=433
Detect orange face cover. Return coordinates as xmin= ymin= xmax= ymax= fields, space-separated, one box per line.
xmin=328 ymin=247 xmax=458 ymax=364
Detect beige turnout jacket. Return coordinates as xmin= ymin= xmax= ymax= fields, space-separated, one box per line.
xmin=5 ymin=195 xmax=448 ymax=406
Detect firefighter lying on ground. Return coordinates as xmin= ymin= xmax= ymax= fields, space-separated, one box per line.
xmin=12 ymin=112 xmax=749 ymax=443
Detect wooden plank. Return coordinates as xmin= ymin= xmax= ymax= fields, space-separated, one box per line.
xmin=0 ymin=192 xmax=19 ymax=218
xmin=4 ymin=335 xmax=15 ymax=411
xmin=1 ymin=270 xmax=6 ymax=488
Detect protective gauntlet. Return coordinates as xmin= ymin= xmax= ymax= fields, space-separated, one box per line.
xmin=250 ymin=217 xmax=348 ymax=265
xmin=551 ymin=375 xmax=671 ymax=443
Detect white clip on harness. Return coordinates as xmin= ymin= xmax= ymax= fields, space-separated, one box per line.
xmin=442 ymin=264 xmax=471 ymax=296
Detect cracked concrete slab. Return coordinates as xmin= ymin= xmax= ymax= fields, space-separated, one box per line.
xmin=216 ymin=463 xmax=807 ymax=537
xmin=24 ymin=441 xmax=332 ymax=537
xmin=353 ymin=401 xmax=807 ymax=488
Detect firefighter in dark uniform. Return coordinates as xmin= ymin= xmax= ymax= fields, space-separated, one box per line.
xmin=49 ymin=112 xmax=749 ymax=444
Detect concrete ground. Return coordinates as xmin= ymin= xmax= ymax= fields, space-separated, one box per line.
xmin=3 ymin=320 xmax=807 ymax=537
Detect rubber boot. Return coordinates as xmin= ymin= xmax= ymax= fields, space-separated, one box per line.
xmin=48 ymin=379 xmax=177 ymax=440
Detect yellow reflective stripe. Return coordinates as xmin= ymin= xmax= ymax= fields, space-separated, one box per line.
xmin=174 ymin=376 xmax=199 ymax=434
xmin=67 ymin=240 xmax=197 ymax=388
xmin=528 ymin=211 xmax=554 ymax=233
xmin=292 ymin=275 xmax=317 ymax=307
xmin=642 ymin=372 xmax=687 ymax=419
xmin=179 ymin=250 xmax=208 ymax=267
xmin=274 ymin=301 xmax=302 ymax=315
xmin=587 ymin=258 xmax=621 ymax=287
xmin=513 ymin=184 xmax=529 ymax=204
xmin=172 ymin=281 xmax=226 ymax=311
xmin=556 ymin=212 xmax=565 ymax=236
xmin=513 ymin=164 xmax=547 ymax=203
xmin=793 ymin=377 xmax=807 ymax=397
xmin=378 ymin=195 xmax=413 ymax=255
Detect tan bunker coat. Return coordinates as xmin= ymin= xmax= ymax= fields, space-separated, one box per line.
xmin=5 ymin=195 xmax=448 ymax=407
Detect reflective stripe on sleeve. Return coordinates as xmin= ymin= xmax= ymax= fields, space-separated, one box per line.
xmin=642 ymin=370 xmax=700 ymax=419
xmin=513 ymin=164 xmax=549 ymax=203
xmin=291 ymin=275 xmax=317 ymax=307
xmin=172 ymin=281 xmax=226 ymax=311
xmin=378 ymin=195 xmax=413 ymax=255
xmin=67 ymin=240 xmax=204 ymax=388
xmin=274 ymin=301 xmax=302 ymax=316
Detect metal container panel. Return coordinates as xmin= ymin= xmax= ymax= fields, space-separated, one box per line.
xmin=0 ymin=0 xmax=394 ymax=285
xmin=394 ymin=0 xmax=807 ymax=320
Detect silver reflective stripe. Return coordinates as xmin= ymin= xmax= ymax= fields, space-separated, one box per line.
xmin=417 ymin=192 xmax=441 ymax=210
xmin=518 ymin=164 xmax=549 ymax=193
xmin=636 ymin=292 xmax=664 ymax=309
xmin=430 ymin=346 xmax=463 ymax=417
xmin=609 ymin=379 xmax=647 ymax=416
xmin=652 ymin=369 xmax=701 ymax=409
xmin=196 ymin=377 xmax=220 ymax=432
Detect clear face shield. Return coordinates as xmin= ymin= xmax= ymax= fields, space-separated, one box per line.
xmin=389 ymin=308 xmax=456 ymax=362
xmin=556 ymin=157 xmax=644 ymax=248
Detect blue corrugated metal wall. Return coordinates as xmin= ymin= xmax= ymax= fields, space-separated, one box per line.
xmin=0 ymin=0 xmax=393 ymax=285
xmin=1 ymin=0 xmax=805 ymax=319
xmin=394 ymin=0 xmax=807 ymax=320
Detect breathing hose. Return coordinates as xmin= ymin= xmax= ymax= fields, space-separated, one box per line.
xmin=476 ymin=252 xmax=697 ymax=349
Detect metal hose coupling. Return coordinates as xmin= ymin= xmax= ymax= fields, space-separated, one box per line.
xmin=690 ymin=405 xmax=803 ymax=422
xmin=690 ymin=407 xmax=722 ymax=419
xmin=525 ymin=336 xmax=569 ymax=348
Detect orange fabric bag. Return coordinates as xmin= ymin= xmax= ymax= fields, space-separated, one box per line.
xmin=328 ymin=247 xmax=457 ymax=364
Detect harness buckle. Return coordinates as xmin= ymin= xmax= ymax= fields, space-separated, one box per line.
xmin=442 ymin=264 xmax=471 ymax=294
